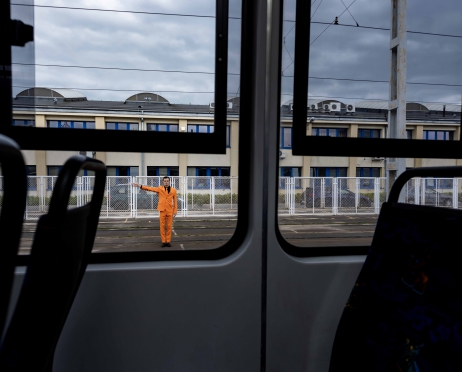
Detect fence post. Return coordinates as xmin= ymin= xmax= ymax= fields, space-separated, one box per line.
xmin=211 ymin=177 xmax=215 ymax=216
xmin=374 ymin=178 xmax=380 ymax=214
xmin=355 ymin=178 xmax=359 ymax=213
xmin=332 ymin=178 xmax=338 ymax=215
xmin=453 ymin=178 xmax=458 ymax=209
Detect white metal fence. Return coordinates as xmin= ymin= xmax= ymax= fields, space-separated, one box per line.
xmin=279 ymin=177 xmax=461 ymax=215
xmin=1 ymin=176 xmax=460 ymax=219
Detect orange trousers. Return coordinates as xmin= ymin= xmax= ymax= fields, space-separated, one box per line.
xmin=159 ymin=211 xmax=173 ymax=243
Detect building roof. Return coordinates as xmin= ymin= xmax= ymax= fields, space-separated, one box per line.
xmin=16 ymin=87 xmax=87 ymax=101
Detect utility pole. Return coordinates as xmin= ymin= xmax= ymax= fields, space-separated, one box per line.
xmin=386 ymin=0 xmax=407 ymax=198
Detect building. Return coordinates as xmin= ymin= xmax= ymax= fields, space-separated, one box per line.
xmin=11 ymin=88 xmax=462 ymax=180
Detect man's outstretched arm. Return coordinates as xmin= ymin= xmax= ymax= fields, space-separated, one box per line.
xmin=132 ymin=183 xmax=160 ymax=193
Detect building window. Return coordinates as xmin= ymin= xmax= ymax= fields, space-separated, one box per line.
xmin=47 ymin=121 xmax=95 ymax=129
xmin=407 ymin=130 xmax=413 ymax=139
xmin=12 ymin=120 xmax=35 ymax=127
xmin=147 ymin=166 xmax=179 ymax=177
xmin=356 ymin=167 xmax=381 ymax=189
xmin=26 ymin=165 xmax=37 ymax=190
xmin=423 ymin=130 xmax=454 ymax=140
xmin=310 ymin=167 xmax=348 ymax=178
xmin=358 ymin=129 xmax=380 ymax=138
xmin=311 ymin=128 xmax=347 ymax=137
xmin=226 ymin=125 xmax=231 ymax=147
xmin=107 ymin=166 xmax=139 ymax=177
xmin=147 ymin=124 xmax=179 ymax=132
xmin=106 ymin=122 xmax=139 ymax=131
xmin=280 ymin=127 xmax=292 ymax=148
xmin=187 ymin=167 xmax=231 ymax=188
xmin=280 ymin=167 xmax=302 ymax=188
xmin=187 ymin=124 xmax=214 ymax=133
xmin=310 ymin=167 xmax=348 ymax=187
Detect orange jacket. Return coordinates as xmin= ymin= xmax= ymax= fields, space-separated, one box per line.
xmin=140 ymin=185 xmax=178 ymax=214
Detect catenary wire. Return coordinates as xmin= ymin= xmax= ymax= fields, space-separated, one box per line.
xmin=11 ymin=3 xmax=462 ymax=38
xmin=12 ymin=63 xmax=462 ymax=87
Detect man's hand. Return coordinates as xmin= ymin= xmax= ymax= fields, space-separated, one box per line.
xmin=132 ymin=182 xmax=140 ymax=188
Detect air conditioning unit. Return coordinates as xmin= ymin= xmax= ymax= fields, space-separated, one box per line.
xmin=323 ymin=104 xmax=330 ymax=111
xmin=310 ymin=104 xmax=317 ymax=111
xmin=79 ymin=151 xmax=94 ymax=158
xmin=346 ymin=104 xmax=355 ymax=113
xmin=279 ymin=151 xmax=286 ymax=159
xmin=372 ymin=157 xmax=385 ymax=161
xmin=209 ymin=102 xmax=233 ymax=109
xmin=290 ymin=104 xmax=293 ymax=111
xmin=329 ymin=102 xmax=341 ymax=112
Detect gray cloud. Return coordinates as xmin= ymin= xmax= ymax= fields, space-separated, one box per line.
xmin=11 ymin=0 xmax=461 ymax=105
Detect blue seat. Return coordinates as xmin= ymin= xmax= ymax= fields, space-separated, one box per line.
xmin=330 ymin=167 xmax=462 ymax=372
xmin=0 ymin=155 xmax=106 ymax=372
xmin=0 ymin=134 xmax=27 ymax=341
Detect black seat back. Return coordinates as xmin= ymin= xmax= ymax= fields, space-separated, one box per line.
xmin=0 ymin=155 xmax=106 ymax=372
xmin=330 ymin=167 xmax=462 ymax=372
xmin=0 ymin=135 xmax=27 ymax=340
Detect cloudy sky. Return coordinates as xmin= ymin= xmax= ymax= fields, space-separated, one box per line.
xmin=11 ymin=0 xmax=462 ymax=105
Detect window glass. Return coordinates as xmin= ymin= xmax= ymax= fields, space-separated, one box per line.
xmin=282 ymin=127 xmax=292 ymax=148
xmin=47 ymin=166 xmax=60 ymax=176
xmin=15 ymin=0 xmax=241 ymax=254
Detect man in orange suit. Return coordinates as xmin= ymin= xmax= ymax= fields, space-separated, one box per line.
xmin=132 ymin=177 xmax=178 ymax=247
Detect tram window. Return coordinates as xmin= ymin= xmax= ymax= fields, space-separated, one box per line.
xmin=14 ymin=0 xmax=243 ymax=257
xmin=277 ymin=0 xmax=461 ymax=252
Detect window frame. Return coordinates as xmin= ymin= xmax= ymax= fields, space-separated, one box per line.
xmin=47 ymin=120 xmax=96 ymax=129
xmin=280 ymin=127 xmax=292 ymax=149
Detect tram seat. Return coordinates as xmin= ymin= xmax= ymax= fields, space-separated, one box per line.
xmin=0 ymin=135 xmax=27 ymax=340
xmin=330 ymin=167 xmax=462 ymax=372
xmin=0 ymin=155 xmax=106 ymax=372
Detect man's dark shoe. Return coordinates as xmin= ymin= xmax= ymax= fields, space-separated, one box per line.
xmin=166 ymin=243 xmax=171 ymax=247
xmin=161 ymin=243 xmax=167 ymax=247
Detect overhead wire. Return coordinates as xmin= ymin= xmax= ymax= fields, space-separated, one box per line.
xmin=12 ymin=63 xmax=462 ymax=87
xmin=12 ymin=3 xmax=462 ymax=38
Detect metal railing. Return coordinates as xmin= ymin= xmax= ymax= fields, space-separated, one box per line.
xmin=0 ymin=176 xmax=459 ymax=219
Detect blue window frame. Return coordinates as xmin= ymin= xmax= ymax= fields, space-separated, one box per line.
xmin=356 ymin=167 xmax=381 ymax=189
xmin=147 ymin=124 xmax=179 ymax=132
xmin=423 ymin=130 xmax=454 ymax=141
xmin=26 ymin=165 xmax=37 ymax=190
xmin=47 ymin=121 xmax=95 ymax=129
xmin=310 ymin=167 xmax=348 ymax=187
xmin=12 ymin=119 xmax=35 ymax=127
xmin=358 ymin=129 xmax=380 ymax=138
xmin=147 ymin=166 xmax=179 ymax=177
xmin=107 ymin=166 xmax=139 ymax=177
xmin=280 ymin=127 xmax=292 ymax=149
xmin=47 ymin=166 xmax=94 ymax=189
xmin=187 ymin=124 xmax=214 ymax=133
xmin=187 ymin=167 xmax=231 ymax=188
xmin=279 ymin=167 xmax=302 ymax=189
xmin=106 ymin=122 xmax=139 ymax=131
xmin=311 ymin=128 xmax=347 ymax=137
